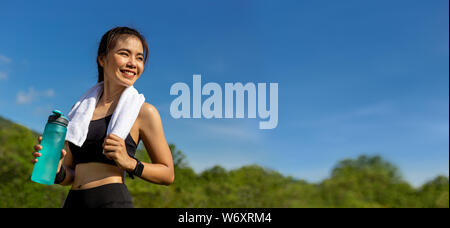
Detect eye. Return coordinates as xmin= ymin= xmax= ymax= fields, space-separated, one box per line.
xmin=138 ymin=57 xmax=144 ymax=61
xmin=119 ymin=52 xmax=128 ymax=56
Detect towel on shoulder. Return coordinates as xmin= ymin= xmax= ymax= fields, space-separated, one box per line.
xmin=65 ymin=81 xmax=145 ymax=148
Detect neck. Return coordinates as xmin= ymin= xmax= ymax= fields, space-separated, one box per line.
xmin=100 ymin=79 xmax=126 ymax=104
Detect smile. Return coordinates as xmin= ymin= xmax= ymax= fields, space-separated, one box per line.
xmin=120 ymin=69 xmax=136 ymax=78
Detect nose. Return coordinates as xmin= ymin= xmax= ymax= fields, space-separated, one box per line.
xmin=126 ymin=57 xmax=138 ymax=69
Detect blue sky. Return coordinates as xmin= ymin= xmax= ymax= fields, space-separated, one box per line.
xmin=0 ymin=0 xmax=448 ymax=187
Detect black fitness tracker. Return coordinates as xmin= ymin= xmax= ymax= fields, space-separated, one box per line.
xmin=54 ymin=165 xmax=66 ymax=184
xmin=132 ymin=157 xmax=144 ymax=177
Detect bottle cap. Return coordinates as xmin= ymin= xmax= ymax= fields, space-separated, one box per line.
xmin=48 ymin=109 xmax=69 ymax=127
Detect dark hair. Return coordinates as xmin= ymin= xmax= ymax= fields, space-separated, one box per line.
xmin=96 ymin=26 xmax=149 ymax=82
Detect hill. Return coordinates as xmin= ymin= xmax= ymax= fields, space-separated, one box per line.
xmin=0 ymin=114 xmax=448 ymax=208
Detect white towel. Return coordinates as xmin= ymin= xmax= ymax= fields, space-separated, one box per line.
xmin=65 ymin=81 xmax=145 ymax=149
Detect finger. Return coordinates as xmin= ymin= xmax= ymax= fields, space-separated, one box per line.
xmin=107 ymin=133 xmax=121 ymax=140
xmin=61 ymin=149 xmax=67 ymax=159
xmin=104 ymin=138 xmax=120 ymax=146
xmin=32 ymin=152 xmax=41 ymax=157
xmin=103 ymin=151 xmax=115 ymax=160
xmin=34 ymin=144 xmax=42 ymax=151
xmin=103 ymin=145 xmax=119 ymax=152
xmin=38 ymin=135 xmax=42 ymax=143
xmin=31 ymin=158 xmax=38 ymax=164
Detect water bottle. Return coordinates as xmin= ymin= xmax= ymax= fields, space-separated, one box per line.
xmin=31 ymin=110 xmax=69 ymax=185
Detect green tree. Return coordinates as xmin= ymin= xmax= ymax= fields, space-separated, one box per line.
xmin=418 ymin=176 xmax=449 ymax=208
xmin=0 ymin=122 xmax=67 ymax=208
xmin=169 ymin=144 xmax=189 ymax=169
xmin=320 ymin=155 xmax=417 ymax=207
xmin=1 ymin=115 xmax=448 ymax=208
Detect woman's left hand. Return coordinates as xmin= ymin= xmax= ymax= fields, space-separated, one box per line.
xmin=103 ymin=134 xmax=136 ymax=171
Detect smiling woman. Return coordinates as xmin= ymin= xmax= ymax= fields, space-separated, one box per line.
xmin=96 ymin=27 xmax=149 ymax=84
xmin=30 ymin=26 xmax=174 ymax=208
xmin=98 ymin=37 xmax=144 ymax=89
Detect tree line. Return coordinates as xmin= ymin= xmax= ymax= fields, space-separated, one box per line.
xmin=0 ymin=115 xmax=448 ymax=208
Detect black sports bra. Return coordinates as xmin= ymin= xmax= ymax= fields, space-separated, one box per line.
xmin=68 ymin=114 xmax=138 ymax=167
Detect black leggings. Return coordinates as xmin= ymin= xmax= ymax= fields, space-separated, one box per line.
xmin=63 ymin=183 xmax=134 ymax=208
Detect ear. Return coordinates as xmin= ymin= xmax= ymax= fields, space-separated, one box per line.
xmin=98 ymin=56 xmax=105 ymax=67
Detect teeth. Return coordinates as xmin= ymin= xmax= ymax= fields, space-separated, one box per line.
xmin=122 ymin=70 xmax=135 ymax=76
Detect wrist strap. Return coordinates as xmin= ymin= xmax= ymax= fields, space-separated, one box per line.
xmin=127 ymin=157 xmax=138 ymax=179
xmin=131 ymin=157 xmax=144 ymax=177
xmin=126 ymin=157 xmax=144 ymax=179
xmin=134 ymin=158 xmax=144 ymax=177
xmin=54 ymin=165 xmax=66 ymax=184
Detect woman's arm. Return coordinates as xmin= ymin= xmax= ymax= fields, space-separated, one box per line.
xmin=56 ymin=141 xmax=75 ymax=186
xmin=133 ymin=103 xmax=174 ymax=185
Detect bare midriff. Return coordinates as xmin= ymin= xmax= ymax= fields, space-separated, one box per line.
xmin=71 ymin=162 xmax=124 ymax=190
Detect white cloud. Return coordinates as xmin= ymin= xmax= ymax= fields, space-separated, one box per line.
xmin=0 ymin=72 xmax=7 ymax=80
xmin=0 ymin=54 xmax=12 ymax=64
xmin=33 ymin=105 xmax=53 ymax=116
xmin=44 ymin=89 xmax=55 ymax=97
xmin=16 ymin=87 xmax=55 ymax=104
xmin=16 ymin=88 xmax=35 ymax=104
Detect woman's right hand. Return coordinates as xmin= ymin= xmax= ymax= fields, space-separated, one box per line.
xmin=31 ymin=136 xmax=67 ymax=172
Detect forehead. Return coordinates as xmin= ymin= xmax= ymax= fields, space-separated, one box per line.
xmin=112 ymin=35 xmax=144 ymax=53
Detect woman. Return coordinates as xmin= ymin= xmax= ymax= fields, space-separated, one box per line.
xmin=31 ymin=27 xmax=174 ymax=208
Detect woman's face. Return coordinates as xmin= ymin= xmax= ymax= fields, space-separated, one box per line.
xmin=99 ymin=35 xmax=145 ymax=87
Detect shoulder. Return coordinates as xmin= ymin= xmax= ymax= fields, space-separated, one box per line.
xmin=139 ymin=102 xmax=160 ymax=118
xmin=137 ymin=102 xmax=162 ymax=130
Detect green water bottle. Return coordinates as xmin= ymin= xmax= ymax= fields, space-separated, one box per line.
xmin=31 ymin=110 xmax=69 ymax=185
